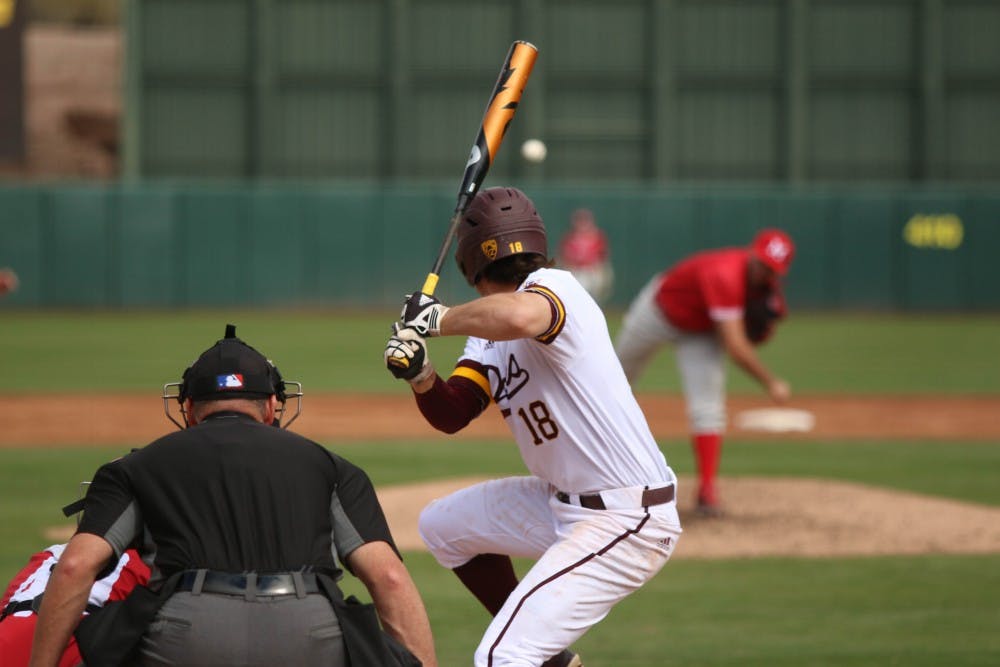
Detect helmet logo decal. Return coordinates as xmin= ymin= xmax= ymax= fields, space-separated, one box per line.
xmin=481 ymin=239 xmax=498 ymax=260
xmin=764 ymin=237 xmax=790 ymax=262
xmin=216 ymin=373 xmax=245 ymax=389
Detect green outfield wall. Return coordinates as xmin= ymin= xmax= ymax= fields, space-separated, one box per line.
xmin=124 ymin=0 xmax=1000 ymax=184
xmin=1 ymin=184 xmax=997 ymax=311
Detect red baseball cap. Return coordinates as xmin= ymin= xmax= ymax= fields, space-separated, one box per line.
xmin=750 ymin=228 xmax=795 ymax=276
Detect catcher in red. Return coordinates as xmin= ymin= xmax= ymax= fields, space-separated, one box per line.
xmin=1 ymin=544 xmax=149 ymax=666
xmin=614 ymin=228 xmax=795 ymax=516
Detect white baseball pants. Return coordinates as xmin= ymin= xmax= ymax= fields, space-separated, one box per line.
xmin=418 ymin=476 xmax=681 ymax=667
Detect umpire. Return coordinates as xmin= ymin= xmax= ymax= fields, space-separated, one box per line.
xmin=29 ymin=325 xmax=437 ymax=667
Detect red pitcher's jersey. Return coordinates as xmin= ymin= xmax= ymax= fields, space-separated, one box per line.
xmin=654 ymin=248 xmax=749 ymax=332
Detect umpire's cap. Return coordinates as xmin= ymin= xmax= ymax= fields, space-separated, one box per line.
xmin=178 ymin=324 xmax=286 ymax=402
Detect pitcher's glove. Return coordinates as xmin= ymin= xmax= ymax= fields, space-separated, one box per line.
xmin=385 ymin=325 xmax=434 ymax=383
xmin=744 ymin=288 xmax=786 ymax=344
xmin=400 ymin=293 xmax=449 ymax=337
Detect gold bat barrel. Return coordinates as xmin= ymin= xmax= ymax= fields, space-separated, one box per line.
xmin=482 ymin=41 xmax=538 ymax=165
xmin=420 ymin=40 xmax=539 ymax=297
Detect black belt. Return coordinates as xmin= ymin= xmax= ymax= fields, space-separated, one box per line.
xmin=556 ymin=484 xmax=675 ymax=510
xmin=1 ymin=596 xmax=101 ymax=621
xmin=175 ymin=570 xmax=321 ymax=597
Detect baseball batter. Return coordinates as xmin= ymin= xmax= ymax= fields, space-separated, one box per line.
xmin=385 ymin=187 xmax=681 ymax=667
xmin=614 ymin=229 xmax=794 ymax=515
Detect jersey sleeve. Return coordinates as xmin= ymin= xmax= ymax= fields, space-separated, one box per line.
xmin=415 ymin=363 xmax=491 ymax=434
xmin=523 ymin=282 xmax=567 ymax=344
xmin=77 ymin=461 xmax=144 ymax=559
xmin=327 ymin=455 xmax=398 ymax=570
xmin=414 ymin=337 xmax=491 ymax=433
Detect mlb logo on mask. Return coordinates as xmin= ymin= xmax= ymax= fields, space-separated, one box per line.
xmin=216 ymin=374 xmax=245 ymax=389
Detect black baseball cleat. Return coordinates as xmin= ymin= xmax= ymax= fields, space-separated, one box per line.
xmin=541 ymin=649 xmax=583 ymax=667
xmin=695 ymin=497 xmax=725 ymax=518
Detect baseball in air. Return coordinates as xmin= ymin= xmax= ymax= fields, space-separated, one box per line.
xmin=521 ymin=138 xmax=547 ymax=163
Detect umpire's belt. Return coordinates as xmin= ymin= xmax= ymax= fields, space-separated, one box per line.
xmin=556 ymin=484 xmax=675 ymax=511
xmin=176 ymin=570 xmax=320 ymax=599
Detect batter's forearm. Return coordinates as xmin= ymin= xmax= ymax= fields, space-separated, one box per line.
xmin=409 ymin=365 xmax=439 ymax=394
xmin=440 ymin=292 xmax=549 ymax=340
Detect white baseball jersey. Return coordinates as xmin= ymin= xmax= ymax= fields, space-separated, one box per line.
xmin=456 ymin=267 xmax=672 ymax=494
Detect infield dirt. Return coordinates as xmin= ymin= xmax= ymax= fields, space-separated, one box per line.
xmin=7 ymin=393 xmax=999 ymax=446
xmin=20 ymin=393 xmax=1000 ymax=559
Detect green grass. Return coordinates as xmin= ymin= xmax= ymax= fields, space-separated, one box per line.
xmin=1 ymin=309 xmax=998 ymax=664
xmin=0 ymin=310 xmax=452 ymax=393
xmin=663 ymin=438 xmax=1000 ymax=507
xmin=1 ymin=310 xmax=998 ymax=394
xmin=3 ymin=437 xmax=998 ymax=585
xmin=623 ymin=312 xmax=1000 ymax=395
xmin=339 ymin=552 xmax=1000 ymax=666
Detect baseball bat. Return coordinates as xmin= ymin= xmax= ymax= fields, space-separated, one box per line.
xmin=420 ymin=40 xmax=538 ymax=297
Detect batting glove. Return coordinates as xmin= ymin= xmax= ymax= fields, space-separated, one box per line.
xmin=385 ymin=325 xmax=434 ymax=384
xmin=400 ymin=292 xmax=449 ymax=337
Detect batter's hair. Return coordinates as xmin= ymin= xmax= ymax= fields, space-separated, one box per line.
xmin=479 ymin=253 xmax=553 ymax=286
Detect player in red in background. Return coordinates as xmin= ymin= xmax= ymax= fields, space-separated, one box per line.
xmin=558 ymin=208 xmax=613 ymax=304
xmin=0 ymin=543 xmax=149 ymax=667
xmin=0 ymin=268 xmax=18 ymax=296
xmin=614 ymin=229 xmax=794 ymax=516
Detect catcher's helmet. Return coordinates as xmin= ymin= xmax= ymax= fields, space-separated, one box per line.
xmin=455 ymin=187 xmax=548 ymax=286
xmin=163 ymin=324 xmax=302 ymax=429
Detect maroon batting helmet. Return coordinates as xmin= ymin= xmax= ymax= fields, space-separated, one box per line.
xmin=455 ymin=187 xmax=548 ymax=286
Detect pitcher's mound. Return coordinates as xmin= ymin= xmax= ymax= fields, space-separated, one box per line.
xmin=44 ymin=475 xmax=1000 ymax=559
xmin=375 ymin=476 xmax=1000 ymax=559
